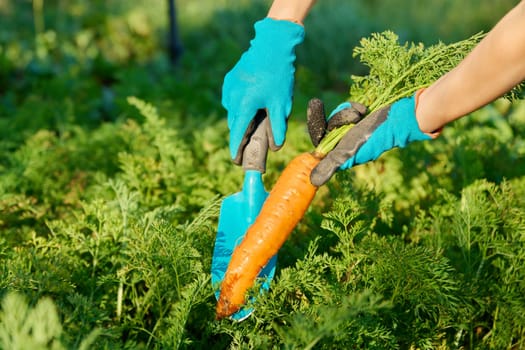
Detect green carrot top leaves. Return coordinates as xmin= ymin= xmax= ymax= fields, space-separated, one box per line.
xmin=349 ymin=31 xmax=485 ymax=111
xmin=316 ymin=30 xmax=524 ymax=156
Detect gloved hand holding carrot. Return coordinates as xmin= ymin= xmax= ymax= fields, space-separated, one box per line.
xmin=310 ymin=90 xmax=441 ymax=186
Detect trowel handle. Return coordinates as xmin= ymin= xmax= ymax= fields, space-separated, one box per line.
xmin=242 ymin=111 xmax=270 ymax=173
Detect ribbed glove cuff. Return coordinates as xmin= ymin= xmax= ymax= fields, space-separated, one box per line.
xmin=253 ymin=17 xmax=305 ymax=53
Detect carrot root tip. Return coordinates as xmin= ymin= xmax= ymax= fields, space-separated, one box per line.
xmin=216 ymin=299 xmax=241 ymax=320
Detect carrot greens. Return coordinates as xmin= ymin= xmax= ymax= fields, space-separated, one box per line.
xmin=317 ymin=30 xmax=524 ymax=155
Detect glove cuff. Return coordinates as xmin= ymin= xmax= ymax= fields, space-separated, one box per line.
xmin=253 ymin=17 xmax=305 ymax=51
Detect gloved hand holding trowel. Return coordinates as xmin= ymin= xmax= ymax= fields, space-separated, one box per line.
xmin=212 ymin=0 xmax=314 ymax=321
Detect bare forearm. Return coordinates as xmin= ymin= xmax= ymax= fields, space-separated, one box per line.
xmin=267 ymin=0 xmax=316 ymax=24
xmin=417 ymin=1 xmax=525 ymax=133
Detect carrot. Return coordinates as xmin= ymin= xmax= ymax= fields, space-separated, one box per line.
xmin=216 ymin=151 xmax=322 ymax=319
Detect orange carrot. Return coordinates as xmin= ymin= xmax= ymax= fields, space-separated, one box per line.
xmin=216 ymin=151 xmax=321 ymax=319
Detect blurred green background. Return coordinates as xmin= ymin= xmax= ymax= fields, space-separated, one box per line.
xmin=0 ymin=0 xmax=518 ymax=141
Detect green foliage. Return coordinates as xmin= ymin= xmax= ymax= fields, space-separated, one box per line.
xmin=409 ymin=178 xmax=525 ymax=348
xmin=350 ymin=30 xmax=484 ymax=110
xmin=0 ymin=292 xmax=99 ymax=350
xmin=351 ymin=31 xmax=524 ymax=111
xmin=317 ymin=30 xmax=524 ymax=154
xmin=357 ymin=0 xmax=517 ymax=45
xmin=2 ymin=1 xmax=525 ymax=349
xmin=1 ymin=94 xmax=227 ymax=348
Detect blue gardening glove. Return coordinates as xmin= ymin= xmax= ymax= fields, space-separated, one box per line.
xmin=222 ymin=17 xmax=305 ymax=164
xmin=310 ymin=91 xmax=439 ymax=186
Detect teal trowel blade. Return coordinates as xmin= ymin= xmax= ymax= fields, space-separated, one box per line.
xmin=211 ymin=170 xmax=276 ymax=321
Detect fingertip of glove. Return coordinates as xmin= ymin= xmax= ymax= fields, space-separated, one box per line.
xmin=307 ymin=98 xmax=327 ymax=147
xmin=309 ymin=170 xmax=324 ymax=188
xmin=350 ymin=101 xmax=368 ymax=115
xmin=310 ymin=160 xmax=335 ymax=187
xmin=229 ymin=140 xmax=241 ymax=163
xmin=328 ymin=102 xmax=353 ymax=119
xmin=229 ymin=124 xmax=247 ymax=164
xmin=266 ymin=109 xmax=288 ymax=148
xmin=268 ymin=134 xmax=284 ymax=152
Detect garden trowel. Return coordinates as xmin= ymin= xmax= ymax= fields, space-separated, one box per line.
xmin=211 ymin=112 xmax=276 ymax=321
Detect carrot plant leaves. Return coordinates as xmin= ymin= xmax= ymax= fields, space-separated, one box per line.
xmin=349 ymin=31 xmax=523 ymax=111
